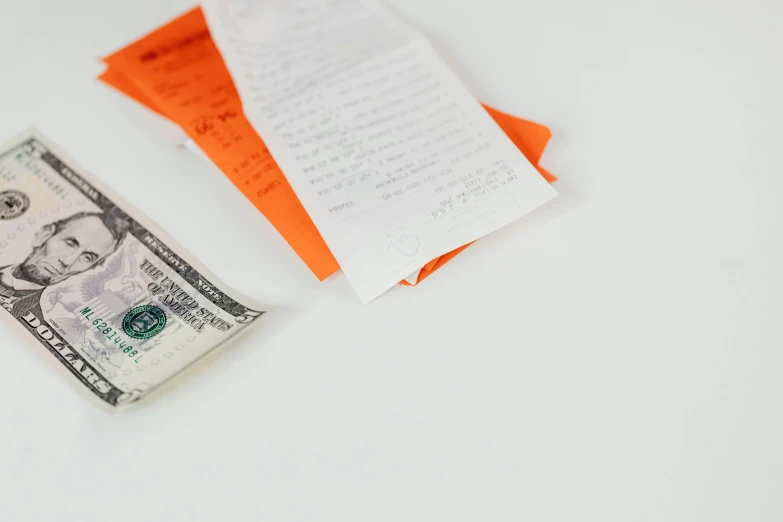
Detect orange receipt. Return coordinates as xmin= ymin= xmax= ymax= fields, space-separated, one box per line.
xmin=102 ymin=8 xmax=338 ymax=279
xmin=100 ymin=7 xmax=556 ymax=285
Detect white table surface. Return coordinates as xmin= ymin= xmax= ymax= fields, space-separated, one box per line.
xmin=1 ymin=0 xmax=781 ymax=520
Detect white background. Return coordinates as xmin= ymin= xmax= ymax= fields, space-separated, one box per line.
xmin=1 ymin=0 xmax=781 ymax=520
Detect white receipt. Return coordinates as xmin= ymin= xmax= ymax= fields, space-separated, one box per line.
xmin=202 ymin=0 xmax=557 ymax=302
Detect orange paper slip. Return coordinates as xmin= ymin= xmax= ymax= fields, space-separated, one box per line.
xmin=103 ymin=8 xmax=338 ymax=280
xmin=100 ymin=7 xmax=556 ymax=287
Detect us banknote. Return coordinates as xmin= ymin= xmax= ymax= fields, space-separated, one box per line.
xmin=0 ymin=129 xmax=265 ymax=409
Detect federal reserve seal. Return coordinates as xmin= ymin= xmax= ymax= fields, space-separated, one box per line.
xmin=0 ymin=190 xmax=30 ymax=220
xmin=122 ymin=305 xmax=167 ymax=340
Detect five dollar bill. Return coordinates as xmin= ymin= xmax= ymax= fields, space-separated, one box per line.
xmin=0 ymin=129 xmax=265 ymax=409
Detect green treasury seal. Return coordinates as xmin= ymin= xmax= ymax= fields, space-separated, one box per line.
xmin=122 ymin=305 xmax=167 ymax=340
